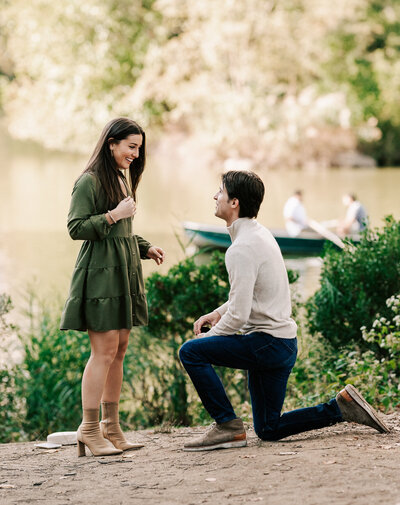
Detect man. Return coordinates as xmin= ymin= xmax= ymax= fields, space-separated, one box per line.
xmin=283 ymin=189 xmax=308 ymax=237
xmin=179 ymin=170 xmax=389 ymax=452
xmin=338 ymin=193 xmax=368 ymax=237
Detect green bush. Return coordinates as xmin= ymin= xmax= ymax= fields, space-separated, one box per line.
xmin=0 ymin=294 xmax=89 ymax=441
xmin=287 ymin=293 xmax=400 ymax=412
xmin=0 ymin=294 xmax=25 ymax=443
xmin=306 ymin=216 xmax=400 ymax=350
xmin=19 ymin=304 xmax=90 ymax=440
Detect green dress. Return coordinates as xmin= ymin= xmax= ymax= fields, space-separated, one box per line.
xmin=60 ymin=172 xmax=151 ymax=332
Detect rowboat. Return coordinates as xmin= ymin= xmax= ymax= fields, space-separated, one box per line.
xmin=182 ymin=221 xmax=349 ymax=255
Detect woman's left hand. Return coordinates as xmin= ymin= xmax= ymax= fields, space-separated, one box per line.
xmin=147 ymin=246 xmax=165 ymax=265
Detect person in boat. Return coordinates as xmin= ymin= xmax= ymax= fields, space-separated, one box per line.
xmin=179 ymin=170 xmax=389 ymax=452
xmin=283 ymin=189 xmax=308 ymax=237
xmin=337 ymin=193 xmax=368 ymax=237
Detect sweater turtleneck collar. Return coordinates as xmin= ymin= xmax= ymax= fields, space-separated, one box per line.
xmin=227 ymin=217 xmax=255 ymax=242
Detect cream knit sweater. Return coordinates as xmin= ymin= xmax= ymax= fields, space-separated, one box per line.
xmin=205 ymin=218 xmax=297 ymax=339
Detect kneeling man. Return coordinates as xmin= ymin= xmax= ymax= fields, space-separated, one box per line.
xmin=179 ymin=170 xmax=389 ymax=451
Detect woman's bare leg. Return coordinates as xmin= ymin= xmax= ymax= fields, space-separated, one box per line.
xmin=98 ymin=329 xmax=142 ymax=450
xmin=81 ymin=330 xmax=119 ymax=409
xmin=102 ymin=329 xmax=130 ymax=403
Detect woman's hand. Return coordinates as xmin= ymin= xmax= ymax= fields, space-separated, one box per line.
xmin=112 ymin=197 xmax=136 ymax=221
xmin=147 ymin=246 xmax=165 ymax=265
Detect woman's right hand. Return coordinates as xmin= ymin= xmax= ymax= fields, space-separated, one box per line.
xmin=112 ymin=196 xmax=137 ymax=221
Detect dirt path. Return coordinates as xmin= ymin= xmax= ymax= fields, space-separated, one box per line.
xmin=1 ymin=412 xmax=399 ymax=505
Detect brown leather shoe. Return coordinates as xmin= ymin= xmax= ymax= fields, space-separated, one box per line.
xmin=336 ymin=385 xmax=390 ymax=433
xmin=183 ymin=418 xmax=247 ymax=452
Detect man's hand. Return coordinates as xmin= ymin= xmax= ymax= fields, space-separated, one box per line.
xmin=193 ymin=310 xmax=221 ymax=335
xmin=147 ymin=246 xmax=165 ymax=265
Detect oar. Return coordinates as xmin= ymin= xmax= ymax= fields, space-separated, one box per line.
xmin=308 ymin=219 xmax=345 ymax=249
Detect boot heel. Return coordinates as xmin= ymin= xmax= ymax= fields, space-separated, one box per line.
xmin=77 ymin=440 xmax=86 ymax=457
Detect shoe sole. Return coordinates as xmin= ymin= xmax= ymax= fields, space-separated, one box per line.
xmin=183 ymin=439 xmax=247 ymax=452
xmin=344 ymin=385 xmax=390 ymax=433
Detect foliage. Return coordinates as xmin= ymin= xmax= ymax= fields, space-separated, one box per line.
xmin=359 ymin=119 xmax=400 ymax=167
xmin=0 ymin=0 xmax=160 ymax=150
xmin=360 ymin=293 xmax=400 ymax=407
xmin=306 ymin=216 xmax=400 ymax=349
xmin=0 ymin=294 xmax=89 ymax=442
xmin=325 ymin=1 xmax=400 ymax=165
xmin=18 ymin=303 xmax=90 ymax=440
xmin=2 ymin=0 xmax=400 ymax=165
xmin=0 ymin=294 xmax=24 ymax=443
xmin=287 ymin=294 xmax=400 ymax=412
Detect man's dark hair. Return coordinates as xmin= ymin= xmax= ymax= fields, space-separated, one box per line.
xmin=222 ymin=170 xmax=265 ymax=218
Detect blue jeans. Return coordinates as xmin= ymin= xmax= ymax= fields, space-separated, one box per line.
xmin=179 ymin=332 xmax=343 ymax=441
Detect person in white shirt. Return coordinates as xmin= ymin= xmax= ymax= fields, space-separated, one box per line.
xmin=179 ymin=171 xmax=389 ymax=452
xmin=338 ymin=193 xmax=368 ymax=237
xmin=283 ymin=190 xmax=308 ymax=237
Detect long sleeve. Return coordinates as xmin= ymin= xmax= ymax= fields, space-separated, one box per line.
xmin=215 ymin=301 xmax=229 ymax=317
xmin=206 ymin=246 xmax=258 ymax=336
xmin=67 ymin=173 xmax=112 ymax=241
xmin=135 ymin=235 xmax=152 ymax=259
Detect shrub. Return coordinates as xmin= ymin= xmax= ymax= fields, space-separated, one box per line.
xmin=0 ymin=294 xmax=90 ymax=441
xmin=19 ymin=307 xmax=90 ymax=440
xmin=287 ymin=293 xmax=400 ymax=412
xmin=0 ymin=294 xmax=25 ymax=442
xmin=359 ymin=293 xmax=400 ymax=408
xmin=306 ymin=216 xmax=400 ymax=350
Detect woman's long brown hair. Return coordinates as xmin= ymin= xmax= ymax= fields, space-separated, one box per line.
xmin=83 ymin=117 xmax=146 ymax=207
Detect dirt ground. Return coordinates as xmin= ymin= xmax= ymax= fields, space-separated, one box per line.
xmin=1 ymin=412 xmax=399 ymax=505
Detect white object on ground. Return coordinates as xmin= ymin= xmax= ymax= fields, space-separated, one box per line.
xmin=47 ymin=431 xmax=77 ymax=445
xmin=34 ymin=442 xmax=62 ymax=449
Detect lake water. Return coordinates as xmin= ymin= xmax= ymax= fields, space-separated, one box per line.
xmin=1 ymin=131 xmax=400 ymax=315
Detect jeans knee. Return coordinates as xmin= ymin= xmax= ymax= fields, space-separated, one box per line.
xmin=178 ymin=342 xmax=187 ymax=364
xmin=179 ymin=341 xmax=191 ymax=364
xmin=257 ymin=431 xmax=280 ymax=442
xmin=254 ymin=421 xmax=280 ymax=441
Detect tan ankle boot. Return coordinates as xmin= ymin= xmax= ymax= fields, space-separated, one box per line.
xmin=100 ymin=401 xmax=144 ymax=451
xmin=76 ymin=408 xmax=123 ymax=457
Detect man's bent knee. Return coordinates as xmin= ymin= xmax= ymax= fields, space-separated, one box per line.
xmin=254 ymin=419 xmax=281 ymax=441
xmin=256 ymin=430 xmax=281 ymax=442
xmin=179 ymin=340 xmax=192 ymax=364
xmin=179 ymin=339 xmax=202 ymax=365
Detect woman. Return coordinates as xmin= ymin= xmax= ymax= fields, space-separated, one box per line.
xmin=60 ymin=118 xmax=165 ymax=457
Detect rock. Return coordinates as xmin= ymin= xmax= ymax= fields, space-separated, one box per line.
xmin=47 ymin=431 xmax=77 ymax=445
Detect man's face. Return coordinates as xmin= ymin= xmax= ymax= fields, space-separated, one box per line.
xmin=214 ymin=184 xmax=234 ymax=220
